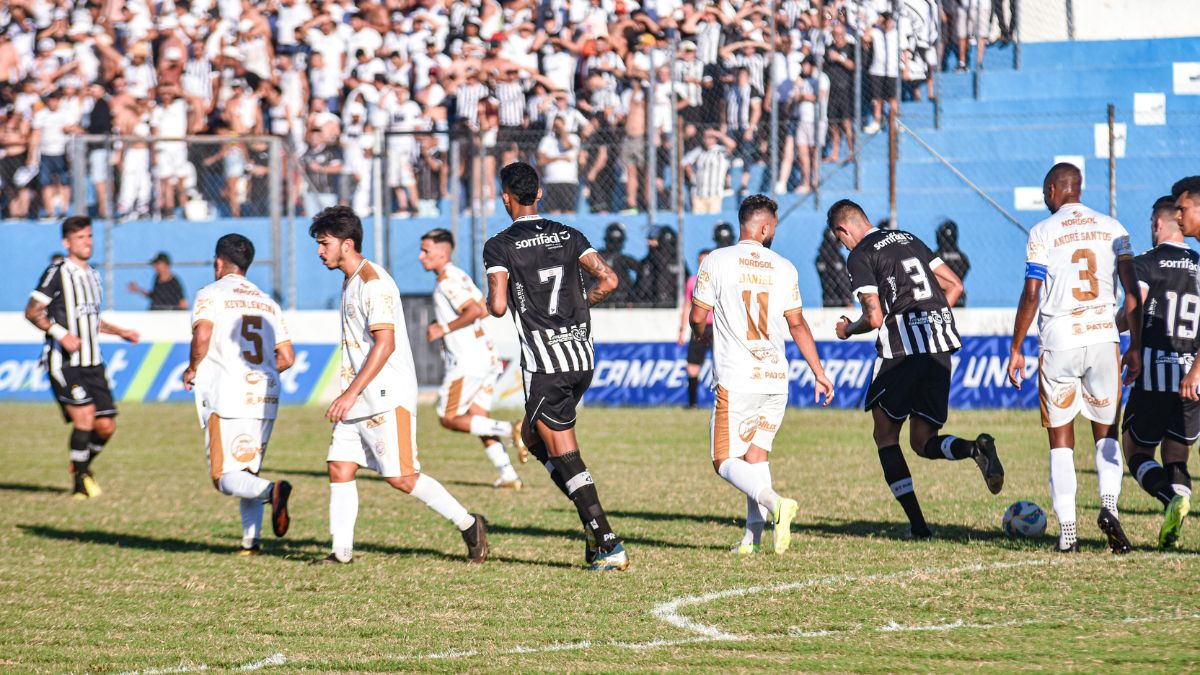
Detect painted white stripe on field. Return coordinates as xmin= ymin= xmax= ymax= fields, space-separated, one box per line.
xmin=116 ymin=665 xmax=207 ymax=675
xmin=236 ymin=653 xmax=286 ymax=671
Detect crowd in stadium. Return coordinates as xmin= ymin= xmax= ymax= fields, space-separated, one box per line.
xmin=0 ymin=0 xmax=1009 ymax=221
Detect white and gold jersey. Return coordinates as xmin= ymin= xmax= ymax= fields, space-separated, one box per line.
xmin=433 ymin=263 xmax=499 ymax=374
xmin=340 ymin=260 xmax=418 ymax=418
xmin=692 ymin=240 xmax=803 ymax=395
xmin=1025 ymin=203 xmax=1133 ymax=351
xmin=191 ymin=274 xmax=291 ymax=420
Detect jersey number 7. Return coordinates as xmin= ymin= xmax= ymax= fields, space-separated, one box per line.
xmin=539 ymin=266 xmax=563 ymax=315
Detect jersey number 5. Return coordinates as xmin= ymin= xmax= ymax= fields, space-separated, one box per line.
xmin=1070 ymin=249 xmax=1099 ymax=301
xmin=742 ymin=290 xmax=769 ymax=340
xmin=241 ymin=315 xmax=264 ymax=365
xmin=539 ymin=266 xmax=563 ymax=315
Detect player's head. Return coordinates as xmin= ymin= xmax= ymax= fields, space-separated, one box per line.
xmin=826 ymin=198 xmax=872 ymax=250
xmin=499 ymin=161 xmax=542 ymax=217
xmin=309 ymin=205 xmax=364 ymax=270
xmin=1042 ymin=162 xmax=1082 ymax=213
xmin=1150 ymin=194 xmax=1182 ymax=246
xmin=61 ymin=216 xmax=92 ymax=262
xmin=419 ymin=228 xmax=454 ymax=272
xmin=213 ymin=233 xmax=255 ymax=278
xmin=1171 ymin=175 xmax=1200 ymax=238
xmin=738 ymin=194 xmax=778 ymax=248
xmin=697 ymin=248 xmax=711 ymax=265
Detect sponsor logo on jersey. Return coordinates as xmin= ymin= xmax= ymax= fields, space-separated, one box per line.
xmin=1082 ymin=392 xmax=1110 ymax=408
xmin=1059 ymin=212 xmax=1097 ymax=227
xmin=73 ymin=302 xmax=100 ymax=317
xmin=243 ymin=394 xmax=279 ymax=405
xmin=365 ymin=414 xmax=387 ymax=429
xmin=547 ymin=326 xmax=589 ymax=344
xmin=514 ymin=231 xmax=567 ymax=249
xmin=231 ymin=434 xmax=260 ymax=462
xmin=1159 ymin=258 xmax=1200 ymax=272
xmin=1051 ymin=383 xmax=1076 ymax=409
xmin=738 ymin=415 xmax=760 ymax=442
xmin=244 ymin=371 xmax=275 ymax=386
xmin=872 ymin=231 xmax=914 ymax=250
xmin=738 ymin=257 xmax=774 ymax=269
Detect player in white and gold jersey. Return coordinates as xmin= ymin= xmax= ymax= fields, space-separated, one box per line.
xmin=1007 ymin=163 xmax=1143 ymax=553
xmin=183 ymin=234 xmax=294 ymax=555
xmin=690 ymin=195 xmax=834 ymax=555
xmin=309 ymin=206 xmax=488 ymax=565
xmin=419 ymin=228 xmax=522 ymax=489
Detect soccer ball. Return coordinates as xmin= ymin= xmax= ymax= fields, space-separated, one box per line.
xmin=1002 ymin=501 xmax=1047 ymax=538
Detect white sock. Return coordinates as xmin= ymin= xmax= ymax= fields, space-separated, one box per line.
xmin=1049 ymin=447 xmax=1077 ymax=546
xmin=484 ymin=441 xmax=519 ymax=482
xmin=718 ymin=457 xmax=780 ymax=516
xmin=1095 ymin=438 xmax=1122 ymax=516
xmin=410 ymin=474 xmax=476 ymax=530
xmin=469 ymin=416 xmax=513 ymax=437
xmin=218 ymin=471 xmax=272 ymax=500
xmin=240 ymin=498 xmax=263 ymax=548
xmin=742 ymin=495 xmax=768 ymax=545
xmin=329 ymin=481 xmax=358 ymax=559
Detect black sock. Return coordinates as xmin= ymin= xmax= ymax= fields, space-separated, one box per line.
xmin=69 ymin=429 xmax=91 ymax=491
xmin=1166 ymin=461 xmax=1192 ymax=498
xmin=919 ymin=435 xmax=975 ymax=461
xmin=686 ymin=376 xmax=698 ymax=407
xmin=878 ymin=444 xmax=928 ymax=535
xmin=1129 ymin=453 xmax=1173 ymax=507
xmin=529 ymin=440 xmax=591 ymax=531
xmin=87 ymin=430 xmax=108 ymax=462
xmin=549 ymin=450 xmax=620 ymax=553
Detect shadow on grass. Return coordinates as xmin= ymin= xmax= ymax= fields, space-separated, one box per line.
xmin=443 ymin=480 xmax=500 ymax=489
xmin=17 ymin=525 xmax=576 ymax=569
xmin=606 ymin=509 xmax=738 ymax=527
xmin=0 ymin=482 xmax=64 ymax=494
xmin=486 ymin=521 xmax=716 ymax=550
xmin=270 ymin=468 xmax=334 ymax=478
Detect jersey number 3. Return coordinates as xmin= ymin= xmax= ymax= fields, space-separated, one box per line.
xmin=241 ymin=315 xmax=264 ymax=365
xmin=1070 ymin=249 xmax=1099 ymax=301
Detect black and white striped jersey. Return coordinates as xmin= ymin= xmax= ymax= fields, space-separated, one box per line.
xmin=483 ymin=215 xmax=597 ymax=374
xmin=31 ymin=260 xmax=105 ymax=369
xmin=847 ymin=228 xmax=962 ymax=359
xmin=683 ymin=145 xmax=730 ymax=198
xmin=495 ymin=80 xmax=527 ymax=127
xmin=1133 ymin=241 xmax=1200 ymax=392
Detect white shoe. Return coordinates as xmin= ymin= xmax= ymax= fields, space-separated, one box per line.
xmin=773 ymin=181 xmax=787 ymax=194
xmin=493 ymin=477 xmax=523 ymax=490
xmin=864 ymin=122 xmax=881 ymax=135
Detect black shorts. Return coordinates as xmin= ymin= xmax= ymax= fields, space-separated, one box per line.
xmin=863 ymin=352 xmax=951 ymax=427
xmin=827 ymin=89 xmax=853 ymax=122
xmin=524 ymin=370 xmax=593 ymax=432
xmin=50 ymin=365 xmax=118 ymax=423
xmin=1122 ymin=388 xmax=1200 ymax=446
xmin=871 ymin=75 xmax=898 ymax=101
xmin=687 ymin=324 xmax=713 ymax=366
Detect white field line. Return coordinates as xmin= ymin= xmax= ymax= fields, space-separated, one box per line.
xmin=235 ymin=653 xmax=286 ymax=671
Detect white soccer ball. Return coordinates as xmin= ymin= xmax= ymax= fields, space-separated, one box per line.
xmin=1002 ymin=501 xmax=1047 ymax=538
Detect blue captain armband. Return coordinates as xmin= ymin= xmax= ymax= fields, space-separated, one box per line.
xmin=1025 ymin=263 xmax=1047 ymax=281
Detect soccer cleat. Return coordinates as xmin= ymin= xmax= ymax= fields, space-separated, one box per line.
xmin=589 ymin=543 xmax=630 ymax=572
xmin=492 ymin=478 xmax=523 ymax=490
xmin=81 ymin=472 xmax=102 ymax=498
xmin=1055 ymin=541 xmax=1079 ymax=553
xmin=907 ymin=525 xmax=933 ymax=541
xmin=310 ymin=552 xmax=353 ymax=565
xmin=237 ymin=544 xmax=261 ymax=556
xmin=730 ymin=543 xmax=762 ymax=555
xmin=1159 ymin=494 xmax=1190 ymax=550
xmin=1097 ymin=507 xmax=1132 ymax=554
xmin=71 ymin=490 xmax=89 ymax=500
xmin=584 ymin=528 xmax=599 ymax=565
xmin=461 ymin=514 xmax=489 ymax=563
xmin=772 ymin=498 xmax=799 ymax=554
xmin=511 ymin=418 xmax=529 ymax=464
xmin=270 ymin=480 xmax=292 ymax=537
xmin=971 ymin=434 xmax=1004 ymax=495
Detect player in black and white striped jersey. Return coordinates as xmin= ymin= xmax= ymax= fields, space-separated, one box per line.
xmin=483 ymin=162 xmax=628 ymax=571
xmin=24 ymin=216 xmax=139 ymax=499
xmin=829 ymin=199 xmax=1004 ymax=539
xmin=1119 ymin=195 xmax=1199 ymax=547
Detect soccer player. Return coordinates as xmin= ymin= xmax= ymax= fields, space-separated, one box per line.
xmin=25 ymin=216 xmax=139 ymax=498
xmin=1006 ymin=163 xmax=1142 ymax=553
xmin=418 ymin=228 xmax=522 ymax=489
xmin=679 ymin=249 xmax=713 ymax=409
xmin=482 ymin=161 xmax=627 ymax=571
xmin=1116 ymin=196 xmax=1197 ymax=549
xmin=829 ymin=199 xmax=1004 ymax=539
xmin=310 ymin=206 xmax=488 ymax=565
xmin=689 ymin=195 xmax=834 ymax=554
xmin=183 ymin=234 xmax=294 ymax=555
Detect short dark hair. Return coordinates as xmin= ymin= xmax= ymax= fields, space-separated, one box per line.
xmin=1153 ymin=194 xmax=1178 ymax=221
xmin=421 ymin=228 xmax=455 ymax=249
xmin=1171 ymin=176 xmax=1200 ymax=201
xmin=62 ymin=215 xmax=90 ymax=238
xmin=826 ymin=199 xmax=868 ymax=229
xmin=308 ymin=205 xmax=363 ymax=252
xmin=215 ymin=233 xmax=255 ymax=271
xmin=738 ymin=194 xmax=777 ymax=227
xmin=500 ymin=162 xmax=540 ymax=206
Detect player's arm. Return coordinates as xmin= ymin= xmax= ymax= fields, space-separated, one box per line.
xmin=930 ymin=260 xmax=963 ymax=308
xmin=25 ymin=295 xmax=85 ymax=353
xmin=428 ymin=299 xmax=486 ymax=342
xmin=326 ymin=326 xmax=394 ymax=423
xmin=835 ymin=291 xmax=882 ymax=339
xmin=486 ymin=270 xmax=509 ymax=317
xmin=1006 ymin=277 xmax=1041 ymax=389
xmin=580 ymin=250 xmax=618 ymax=307
xmin=183 ymin=319 xmax=212 ymax=391
xmin=786 ymin=309 xmax=834 ymax=405
xmin=1116 ymin=255 xmax=1142 ymax=385
xmin=275 ymin=341 xmax=295 ymax=372
xmin=1115 ymin=285 xmax=1148 ymax=333
xmin=688 ymin=300 xmax=710 ymax=338
xmin=98 ymin=318 xmax=139 ymax=343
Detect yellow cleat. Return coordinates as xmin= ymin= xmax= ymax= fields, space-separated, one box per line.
xmin=71 ymin=490 xmax=89 ymax=500
xmin=81 ymin=473 xmax=102 ymax=498
xmin=731 ymin=543 xmax=762 ymax=555
xmin=772 ymin=498 xmax=799 ymax=554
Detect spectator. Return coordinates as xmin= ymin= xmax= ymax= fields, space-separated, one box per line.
xmin=823 ymin=23 xmax=856 ymax=164
xmin=153 ymin=87 xmax=193 ymax=218
xmin=722 ymin=66 xmax=759 ymax=199
xmin=683 ymin=128 xmax=734 ymax=215
xmin=127 ymin=252 xmax=188 ymax=311
xmin=81 ymin=81 xmax=114 ymax=219
xmin=0 ymin=106 xmax=32 ymax=219
xmin=934 ymin=219 xmax=970 ymax=307
xmin=536 ymin=116 xmax=580 ymax=215
xmin=777 ymin=56 xmax=818 ymax=194
xmin=619 ymin=76 xmax=647 ymax=215
xmin=302 ymin=125 xmax=343 ymax=215
xmin=864 ymin=11 xmax=903 ymax=135
xmin=815 ymin=226 xmax=854 ymax=307
xmin=28 ymin=90 xmax=80 ymax=220
xmin=954 ymin=0 xmax=987 ymax=71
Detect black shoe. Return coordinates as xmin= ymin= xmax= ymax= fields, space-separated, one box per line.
xmin=972 ymin=434 xmax=1004 ymax=495
xmin=310 ymin=552 xmax=352 ymax=565
xmin=1097 ymin=508 xmax=1132 ymax=554
xmin=1055 ymin=541 xmax=1079 ymax=553
xmin=271 ymin=480 xmax=292 ymax=537
xmin=907 ymin=525 xmax=933 ymax=540
xmin=461 ymin=514 xmax=489 ymax=563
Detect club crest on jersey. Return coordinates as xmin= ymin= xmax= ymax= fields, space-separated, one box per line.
xmin=738 ymin=416 xmax=761 ymax=442
xmin=514 ymin=232 xmax=566 ymax=249
xmin=70 ymin=385 xmax=86 ymax=401
xmin=1051 ymin=383 xmax=1076 ymax=409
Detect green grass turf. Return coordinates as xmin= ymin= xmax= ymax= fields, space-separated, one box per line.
xmin=1 ymin=403 xmax=1198 ymax=672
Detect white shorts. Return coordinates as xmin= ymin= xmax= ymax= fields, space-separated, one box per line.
xmin=387 ymin=139 xmax=416 ymax=187
xmin=1038 ymin=344 xmax=1121 ymax=429
xmin=795 ymin=120 xmax=816 ymax=146
xmin=88 ymin=148 xmax=109 ymax=184
xmin=955 ymin=0 xmax=986 ymax=39
xmin=157 ymin=142 xmax=188 ymax=179
xmin=204 ymin=414 xmax=274 ymax=484
xmin=327 ymin=406 xmax=420 ymax=478
xmin=711 ymin=385 xmax=786 ymax=462
xmin=436 ymin=369 xmax=499 ymax=418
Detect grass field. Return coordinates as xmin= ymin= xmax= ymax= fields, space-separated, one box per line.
xmin=2 ymin=402 xmax=1199 ymax=672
